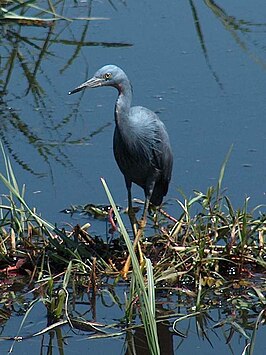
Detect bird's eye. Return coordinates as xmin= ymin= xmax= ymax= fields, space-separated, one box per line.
xmin=103 ymin=72 xmax=112 ymax=80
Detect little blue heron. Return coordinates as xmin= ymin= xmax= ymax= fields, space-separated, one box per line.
xmin=69 ymin=65 xmax=173 ymax=232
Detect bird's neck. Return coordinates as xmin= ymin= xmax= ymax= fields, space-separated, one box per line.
xmin=115 ymin=81 xmax=132 ymax=126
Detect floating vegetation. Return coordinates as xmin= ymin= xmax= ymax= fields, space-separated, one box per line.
xmin=0 ymin=144 xmax=265 ymax=354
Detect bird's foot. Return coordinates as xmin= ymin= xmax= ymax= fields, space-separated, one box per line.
xmin=138 ymin=217 xmax=146 ymax=230
xmin=128 ymin=207 xmax=137 ymax=223
xmin=121 ymin=218 xmax=146 ymax=280
xmin=121 ymin=233 xmax=144 ymax=280
xmin=127 ymin=207 xmax=138 ymax=236
xmin=121 ymin=261 xmax=130 ymax=280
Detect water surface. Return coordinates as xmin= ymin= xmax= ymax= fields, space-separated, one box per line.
xmin=1 ymin=1 xmax=266 ymax=353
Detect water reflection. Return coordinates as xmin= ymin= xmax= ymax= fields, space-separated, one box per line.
xmin=188 ymin=0 xmax=224 ymax=90
xmin=204 ymin=0 xmax=266 ymax=69
xmin=125 ymin=322 xmax=174 ymax=355
xmin=1 ymin=272 xmax=265 ymax=354
xmin=188 ymin=0 xmax=266 ymax=92
xmin=0 ymin=1 xmax=132 ymax=178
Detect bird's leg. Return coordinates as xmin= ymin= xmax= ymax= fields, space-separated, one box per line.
xmin=124 ymin=194 xmax=152 ymax=276
xmin=126 ymin=182 xmax=138 ymax=237
xmin=121 ymin=182 xmax=144 ymax=279
xmin=138 ymin=177 xmax=155 ymax=230
xmin=138 ymin=195 xmax=150 ymax=229
xmin=121 ymin=180 xmax=156 ymax=279
xmin=121 ymin=194 xmax=151 ymax=278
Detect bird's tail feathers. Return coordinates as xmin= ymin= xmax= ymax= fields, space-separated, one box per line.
xmin=150 ymin=182 xmax=169 ymax=206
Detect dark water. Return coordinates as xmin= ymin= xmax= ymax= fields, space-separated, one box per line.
xmin=1 ymin=0 xmax=266 ymax=353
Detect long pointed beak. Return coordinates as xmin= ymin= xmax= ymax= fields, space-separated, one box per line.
xmin=68 ymin=77 xmax=103 ymax=95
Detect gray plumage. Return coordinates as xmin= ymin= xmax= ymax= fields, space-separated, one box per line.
xmin=69 ymin=65 xmax=173 ymax=220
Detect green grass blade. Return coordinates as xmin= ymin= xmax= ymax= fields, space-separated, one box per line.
xmin=146 ymin=257 xmax=155 ymax=317
xmin=101 ymin=178 xmax=160 ymax=355
xmin=217 ymin=144 xmax=233 ymax=194
xmin=0 ymin=165 xmax=54 ymax=231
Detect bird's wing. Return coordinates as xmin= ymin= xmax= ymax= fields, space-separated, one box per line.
xmin=130 ymin=106 xmax=173 ymax=177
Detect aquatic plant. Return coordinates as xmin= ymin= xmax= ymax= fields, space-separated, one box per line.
xmin=0 ymin=145 xmax=265 ymax=354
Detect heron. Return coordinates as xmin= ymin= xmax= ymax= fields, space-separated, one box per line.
xmin=69 ymin=64 xmax=173 ymax=245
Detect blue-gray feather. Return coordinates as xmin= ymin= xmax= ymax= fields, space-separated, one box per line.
xmin=69 ymin=64 xmax=173 ymax=215
xmin=114 ymin=105 xmax=172 ymax=205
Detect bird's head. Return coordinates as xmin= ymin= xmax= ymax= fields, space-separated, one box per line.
xmin=69 ymin=65 xmax=129 ymax=95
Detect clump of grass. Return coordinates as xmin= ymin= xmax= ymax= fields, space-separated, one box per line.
xmin=0 ymin=145 xmax=266 ymax=354
xmin=149 ymin=147 xmax=266 ymax=290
